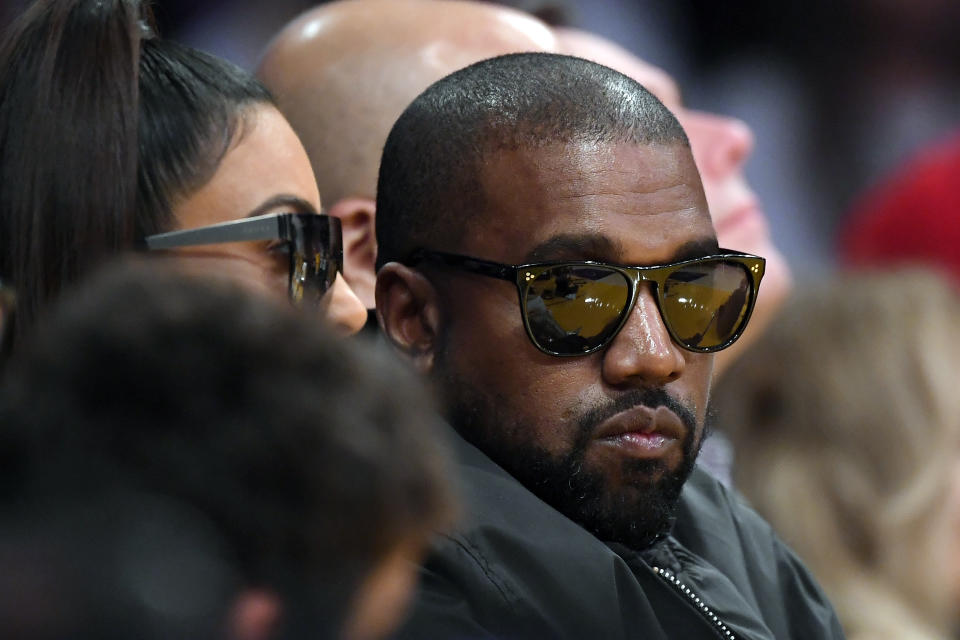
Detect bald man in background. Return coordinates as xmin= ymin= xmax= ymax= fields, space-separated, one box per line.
xmin=257 ymin=0 xmax=556 ymax=310
xmin=257 ymin=0 xmax=790 ymax=375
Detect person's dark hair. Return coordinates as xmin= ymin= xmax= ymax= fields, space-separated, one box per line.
xmin=0 ymin=260 xmax=455 ymax=639
xmin=375 ymin=52 xmax=688 ymax=268
xmin=0 ymin=487 xmax=239 ymax=640
xmin=0 ymin=0 xmax=272 ymax=346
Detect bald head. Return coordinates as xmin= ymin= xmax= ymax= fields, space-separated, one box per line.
xmin=259 ymin=0 xmax=555 ymax=206
xmin=258 ymin=0 xmax=555 ymax=307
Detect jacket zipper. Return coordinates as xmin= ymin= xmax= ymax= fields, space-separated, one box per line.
xmin=652 ymin=566 xmax=737 ymax=639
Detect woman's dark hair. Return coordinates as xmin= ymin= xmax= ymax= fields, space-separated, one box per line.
xmin=0 ymin=0 xmax=272 ymax=345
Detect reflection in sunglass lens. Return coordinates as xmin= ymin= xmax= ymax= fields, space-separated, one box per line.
xmin=661 ymin=261 xmax=751 ymax=349
xmin=290 ymin=250 xmax=341 ymax=306
xmin=289 ymin=216 xmax=343 ymax=307
xmin=522 ymin=265 xmax=630 ymax=354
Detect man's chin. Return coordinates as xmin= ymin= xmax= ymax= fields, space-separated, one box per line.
xmin=439 ymin=358 xmax=704 ymax=550
xmin=562 ymin=458 xmax=694 ymax=549
xmin=502 ymin=444 xmax=697 ymax=550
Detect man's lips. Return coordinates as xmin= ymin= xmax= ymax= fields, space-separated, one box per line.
xmin=594 ymin=405 xmax=686 ymax=459
xmin=594 ymin=405 xmax=686 ymax=442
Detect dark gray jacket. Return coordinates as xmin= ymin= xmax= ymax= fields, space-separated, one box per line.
xmin=395 ymin=428 xmax=845 ymax=639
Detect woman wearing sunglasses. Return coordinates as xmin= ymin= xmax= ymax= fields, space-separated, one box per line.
xmin=0 ymin=0 xmax=367 ymax=349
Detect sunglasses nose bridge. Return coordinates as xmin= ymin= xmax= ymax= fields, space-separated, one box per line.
xmin=624 ymin=267 xmax=666 ymax=319
xmin=601 ymin=269 xmax=686 ymax=386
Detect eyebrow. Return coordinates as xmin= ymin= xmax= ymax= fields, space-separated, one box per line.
xmin=670 ymin=238 xmax=721 ymax=262
xmin=524 ymin=234 xmax=622 ymax=262
xmin=523 ymin=233 xmax=719 ymax=265
xmin=245 ymin=194 xmax=319 ymax=219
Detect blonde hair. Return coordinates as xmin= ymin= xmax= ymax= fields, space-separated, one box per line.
xmin=715 ymin=269 xmax=960 ymax=640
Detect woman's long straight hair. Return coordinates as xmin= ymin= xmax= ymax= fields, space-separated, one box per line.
xmin=0 ymin=0 xmax=272 ymax=346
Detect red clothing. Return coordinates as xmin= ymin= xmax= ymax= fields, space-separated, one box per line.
xmin=838 ymin=130 xmax=960 ymax=285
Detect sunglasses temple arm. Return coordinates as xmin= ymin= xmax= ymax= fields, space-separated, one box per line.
xmin=465 ymin=260 xmax=516 ymax=281
xmin=144 ymin=215 xmax=284 ymax=249
xmin=416 ymin=251 xmax=517 ymax=282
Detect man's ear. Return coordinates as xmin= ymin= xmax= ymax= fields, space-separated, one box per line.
xmin=327 ymin=197 xmax=377 ymax=309
xmin=375 ymin=263 xmax=441 ymax=374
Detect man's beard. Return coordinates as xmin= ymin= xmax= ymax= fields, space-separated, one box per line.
xmin=440 ymin=362 xmax=704 ymax=550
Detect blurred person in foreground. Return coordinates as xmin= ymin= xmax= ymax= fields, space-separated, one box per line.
xmin=257 ymin=0 xmax=557 ymax=311
xmin=375 ymin=52 xmax=842 ymax=639
xmin=837 ymin=129 xmax=960 ymax=287
xmin=0 ymin=0 xmax=366 ymax=351
xmin=714 ymin=270 xmax=960 ymax=640
xmin=0 ymin=261 xmax=455 ymax=640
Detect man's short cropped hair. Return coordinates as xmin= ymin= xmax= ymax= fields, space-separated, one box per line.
xmin=0 ymin=261 xmax=454 ymax=637
xmin=375 ymin=52 xmax=688 ymax=268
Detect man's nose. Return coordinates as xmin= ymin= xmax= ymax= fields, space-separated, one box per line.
xmin=684 ymin=110 xmax=754 ymax=179
xmin=601 ymin=286 xmax=686 ymax=387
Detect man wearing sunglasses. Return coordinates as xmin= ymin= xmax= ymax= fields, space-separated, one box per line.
xmin=376 ymin=53 xmax=843 ymax=639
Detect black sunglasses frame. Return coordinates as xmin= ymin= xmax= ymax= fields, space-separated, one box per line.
xmin=407 ymin=248 xmax=766 ymax=356
xmin=144 ymin=212 xmax=343 ymax=306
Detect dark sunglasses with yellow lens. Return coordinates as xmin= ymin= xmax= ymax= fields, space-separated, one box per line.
xmin=144 ymin=213 xmax=343 ymax=307
xmin=408 ymin=248 xmax=765 ymax=356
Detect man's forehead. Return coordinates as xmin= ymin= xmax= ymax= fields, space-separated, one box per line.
xmin=466 ymin=140 xmax=712 ymax=263
xmin=523 ymin=233 xmax=719 ymax=265
xmin=475 ymin=140 xmax=704 ymax=207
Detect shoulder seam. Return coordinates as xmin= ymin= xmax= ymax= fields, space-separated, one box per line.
xmin=443 ymin=533 xmax=523 ymax=618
